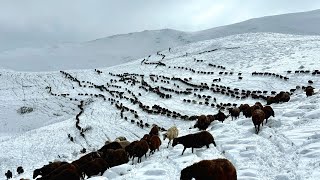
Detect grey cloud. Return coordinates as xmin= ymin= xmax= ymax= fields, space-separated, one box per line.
xmin=0 ymin=0 xmax=319 ymax=51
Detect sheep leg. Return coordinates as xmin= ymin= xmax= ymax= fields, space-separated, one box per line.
xmin=192 ymin=147 xmax=194 ymax=153
xmin=212 ymin=140 xmax=217 ymax=147
xmin=206 ymin=144 xmax=209 ymax=148
xmin=167 ymin=140 xmax=171 ymax=148
xmin=181 ymin=147 xmax=187 ymax=155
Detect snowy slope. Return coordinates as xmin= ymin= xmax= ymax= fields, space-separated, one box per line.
xmin=1 ymin=9 xmax=320 ymax=71
xmin=190 ymin=9 xmax=320 ymax=41
xmin=0 ymin=29 xmax=188 ymax=71
xmin=0 ymin=33 xmax=320 ymax=180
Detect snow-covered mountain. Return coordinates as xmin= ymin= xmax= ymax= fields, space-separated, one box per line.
xmin=1 ymin=33 xmax=319 ymax=179
xmin=1 ymin=9 xmax=320 ymax=71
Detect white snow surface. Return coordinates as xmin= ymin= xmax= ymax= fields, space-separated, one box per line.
xmin=1 ymin=9 xmax=320 ymax=71
xmin=0 ymin=33 xmax=320 ymax=180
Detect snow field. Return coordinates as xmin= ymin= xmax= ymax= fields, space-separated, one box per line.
xmin=0 ymin=33 xmax=319 ymax=179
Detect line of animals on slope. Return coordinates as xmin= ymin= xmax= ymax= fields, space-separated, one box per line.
xmin=7 ymin=64 xmax=316 ymax=179
xmin=8 ymin=88 xmax=318 ymax=179
xmin=59 ymin=64 xmax=317 ymax=126
xmin=5 ymin=123 xmax=238 ymax=180
xmin=193 ymin=102 xmax=274 ymax=134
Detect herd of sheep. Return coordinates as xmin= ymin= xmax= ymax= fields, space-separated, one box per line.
xmin=6 ymin=121 xmax=239 ymax=180
xmin=4 ymin=48 xmax=319 ymax=180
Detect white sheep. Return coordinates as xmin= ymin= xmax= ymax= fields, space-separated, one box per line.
xmin=163 ymin=126 xmax=179 ymax=148
xmin=115 ymin=136 xmax=127 ymax=141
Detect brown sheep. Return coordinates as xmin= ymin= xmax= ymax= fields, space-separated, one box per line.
xmin=251 ymin=104 xmax=261 ymax=112
xmin=262 ymin=106 xmax=274 ymax=124
xmin=172 ymin=131 xmax=216 ymax=155
xmin=79 ymin=158 xmax=109 ymax=178
xmin=228 ymin=108 xmax=240 ymax=120
xmin=239 ymin=104 xmax=250 ymax=112
xmin=148 ymin=135 xmax=161 ymax=155
xmin=103 ymin=149 xmax=129 ymax=167
xmin=266 ymin=96 xmax=275 ymax=105
xmin=149 ymin=125 xmax=159 ymax=136
xmin=254 ymin=102 xmax=263 ymax=109
xmin=243 ymin=105 xmax=260 ymax=118
xmin=33 ymin=161 xmax=68 ymax=179
xmin=305 ymin=86 xmax=314 ymax=97
xmin=252 ymin=109 xmax=265 ymax=134
xmin=276 ymin=91 xmax=290 ymax=102
xmin=36 ymin=163 xmax=81 ymax=180
xmin=180 ymin=159 xmax=237 ymax=180
xmin=142 ymin=134 xmax=151 ymax=141
xmin=132 ymin=139 xmax=149 ymax=163
xmin=194 ymin=115 xmax=211 ymax=130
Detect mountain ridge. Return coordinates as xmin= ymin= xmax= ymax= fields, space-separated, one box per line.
xmin=1 ymin=9 xmax=320 ymax=71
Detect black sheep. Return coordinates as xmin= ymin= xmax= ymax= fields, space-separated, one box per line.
xmin=104 ymin=149 xmax=129 ymax=167
xmin=17 ymin=166 xmax=24 ymax=174
xmin=125 ymin=140 xmax=139 ymax=159
xmin=72 ymin=152 xmax=101 ymax=168
xmin=172 ymin=131 xmax=216 ymax=155
xmin=305 ymin=86 xmax=314 ymax=97
xmin=33 ymin=161 xmax=68 ymax=179
xmin=79 ymin=158 xmax=109 ymax=178
xmin=5 ymin=170 xmax=12 ymax=179
xmin=36 ymin=163 xmax=81 ymax=180
xmin=214 ymin=111 xmax=229 ymax=123
xmin=98 ymin=141 xmax=123 ymax=154
xmin=262 ymin=106 xmax=274 ymax=124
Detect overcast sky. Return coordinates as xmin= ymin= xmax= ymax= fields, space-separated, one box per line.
xmin=0 ymin=0 xmax=320 ymax=50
